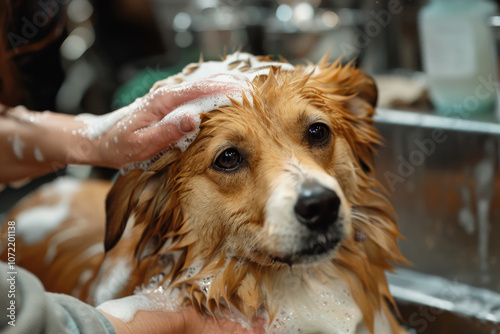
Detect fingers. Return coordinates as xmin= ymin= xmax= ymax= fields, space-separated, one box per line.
xmin=130 ymin=122 xmax=185 ymax=162
xmin=104 ymin=306 xmax=265 ymax=334
xmin=147 ymin=79 xmax=247 ymax=120
xmin=179 ymin=116 xmax=195 ymax=133
xmin=181 ymin=309 xmax=265 ymax=334
xmin=104 ymin=78 xmax=248 ymax=169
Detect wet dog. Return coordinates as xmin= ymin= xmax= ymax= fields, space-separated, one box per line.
xmin=1 ymin=53 xmax=407 ymax=333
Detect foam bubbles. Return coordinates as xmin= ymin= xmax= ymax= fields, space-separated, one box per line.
xmin=15 ymin=177 xmax=81 ymax=245
xmin=8 ymin=134 xmax=25 ymax=159
xmin=152 ymin=52 xmax=294 ymax=90
xmin=265 ymin=270 xmax=365 ymax=334
xmin=34 ymin=146 xmax=44 ymax=162
xmin=76 ymin=53 xmax=294 ymax=173
xmin=159 ymin=90 xmax=244 ymax=152
xmin=97 ymin=295 xmax=159 ymax=322
xmin=94 ymin=259 xmax=133 ymax=305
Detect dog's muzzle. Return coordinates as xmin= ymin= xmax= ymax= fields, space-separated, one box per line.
xmin=294 ymin=180 xmax=341 ymax=231
xmin=263 ymin=173 xmax=348 ymax=264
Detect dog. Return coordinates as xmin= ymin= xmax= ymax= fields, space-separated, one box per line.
xmin=1 ymin=53 xmax=407 ymax=333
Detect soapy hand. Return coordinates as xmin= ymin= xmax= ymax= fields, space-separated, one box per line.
xmin=86 ymin=79 xmax=247 ymax=170
xmin=102 ymin=308 xmax=266 ymax=334
xmin=0 ymin=79 xmax=247 ymax=184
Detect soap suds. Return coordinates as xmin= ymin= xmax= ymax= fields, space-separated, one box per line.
xmin=44 ymin=227 xmax=82 ymax=264
xmin=265 ymin=269 xmax=365 ymax=334
xmin=34 ymin=146 xmax=44 ymax=162
xmin=119 ymin=53 xmax=294 ymax=173
xmin=10 ymin=134 xmax=25 ymax=159
xmin=134 ymin=255 xmax=368 ymax=333
xmin=97 ymin=295 xmax=160 ymax=322
xmin=15 ymin=177 xmax=81 ymax=245
xmin=94 ymin=259 xmax=133 ymax=306
xmin=73 ymin=53 xmax=293 ymax=173
xmin=73 ymin=269 xmax=95 ymax=297
xmin=75 ymin=104 xmax=137 ymax=140
xmin=75 ymin=243 xmax=104 ymax=263
xmin=151 ymin=53 xmax=294 ymax=90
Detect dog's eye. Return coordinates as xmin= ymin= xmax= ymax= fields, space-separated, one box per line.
xmin=308 ymin=123 xmax=330 ymax=144
xmin=214 ymin=148 xmax=242 ymax=171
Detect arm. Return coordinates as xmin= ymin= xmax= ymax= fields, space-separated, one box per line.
xmin=0 ymin=261 xmax=114 ymax=333
xmin=0 ymin=262 xmax=263 ymax=334
xmin=0 ymin=81 xmax=244 ymax=184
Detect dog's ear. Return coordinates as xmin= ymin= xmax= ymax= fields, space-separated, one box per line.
xmin=309 ymin=58 xmax=380 ymax=174
xmin=343 ymin=71 xmax=380 ymax=174
xmin=310 ymin=57 xmax=378 ymax=119
xmin=104 ymin=170 xmax=161 ymax=252
xmin=345 ymin=73 xmax=378 ymax=119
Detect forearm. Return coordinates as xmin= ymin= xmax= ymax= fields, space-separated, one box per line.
xmin=0 ymin=80 xmax=247 ymax=184
xmin=0 ymin=262 xmax=115 ymax=334
xmin=0 ymin=106 xmax=98 ymax=183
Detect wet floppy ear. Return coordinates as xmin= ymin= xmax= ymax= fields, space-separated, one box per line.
xmin=345 ymin=72 xmax=378 ymax=120
xmin=104 ymin=170 xmax=161 ymax=252
xmin=345 ymin=73 xmax=380 ymax=174
xmin=312 ymin=56 xmax=377 ymax=119
xmin=310 ymin=61 xmax=380 ymax=174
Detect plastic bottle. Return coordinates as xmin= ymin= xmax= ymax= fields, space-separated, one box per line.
xmin=418 ymin=0 xmax=498 ymax=119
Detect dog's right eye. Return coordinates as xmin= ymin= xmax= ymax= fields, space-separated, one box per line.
xmin=308 ymin=123 xmax=330 ymax=145
xmin=214 ymin=148 xmax=242 ymax=171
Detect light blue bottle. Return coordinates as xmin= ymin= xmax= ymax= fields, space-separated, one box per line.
xmin=419 ymin=0 xmax=498 ymax=120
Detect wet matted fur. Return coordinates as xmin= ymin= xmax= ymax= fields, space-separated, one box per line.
xmin=1 ymin=55 xmax=407 ymax=333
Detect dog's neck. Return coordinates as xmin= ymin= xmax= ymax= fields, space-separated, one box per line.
xmin=133 ymin=253 xmax=391 ymax=334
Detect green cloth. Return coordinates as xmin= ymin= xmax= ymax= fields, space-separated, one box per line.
xmin=112 ymin=65 xmax=184 ymax=109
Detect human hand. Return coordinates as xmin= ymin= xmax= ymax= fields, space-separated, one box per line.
xmin=80 ymin=79 xmax=247 ymax=170
xmin=102 ymin=308 xmax=266 ymax=334
xmin=0 ymin=78 xmax=247 ymax=183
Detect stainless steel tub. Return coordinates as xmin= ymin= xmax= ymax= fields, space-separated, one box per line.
xmin=374 ymin=109 xmax=500 ymax=333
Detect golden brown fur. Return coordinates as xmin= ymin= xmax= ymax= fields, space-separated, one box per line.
xmin=1 ymin=179 xmax=109 ymax=300
xmin=1 ymin=56 xmax=407 ymax=333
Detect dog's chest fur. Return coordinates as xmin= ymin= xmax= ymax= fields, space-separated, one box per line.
xmin=94 ymin=254 xmax=390 ymax=333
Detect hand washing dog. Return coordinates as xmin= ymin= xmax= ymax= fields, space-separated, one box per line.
xmin=1 ymin=53 xmax=407 ymax=334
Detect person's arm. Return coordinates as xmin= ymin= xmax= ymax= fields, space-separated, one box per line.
xmin=0 ymin=81 xmax=244 ymax=184
xmin=0 ymin=261 xmax=114 ymax=333
xmin=0 ymin=262 xmax=263 ymax=334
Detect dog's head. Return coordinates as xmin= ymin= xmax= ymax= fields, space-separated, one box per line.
xmin=104 ymin=55 xmax=403 ymax=328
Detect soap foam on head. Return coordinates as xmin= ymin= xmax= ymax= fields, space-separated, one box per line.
xmin=74 ymin=53 xmax=293 ymax=173
xmin=146 ymin=53 xmax=294 ymax=153
xmin=158 ymin=90 xmax=244 ymax=151
xmin=119 ymin=53 xmax=294 ymax=173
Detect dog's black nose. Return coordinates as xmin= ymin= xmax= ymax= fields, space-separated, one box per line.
xmin=294 ymin=180 xmax=341 ymax=230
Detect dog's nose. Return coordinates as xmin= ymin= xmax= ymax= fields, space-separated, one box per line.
xmin=294 ymin=181 xmax=341 ymax=230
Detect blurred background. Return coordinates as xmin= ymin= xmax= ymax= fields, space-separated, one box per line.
xmin=2 ymin=1 xmax=500 ymax=332
xmin=2 ymin=0 xmax=495 ymax=115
